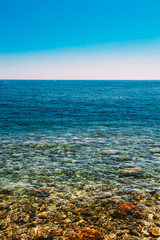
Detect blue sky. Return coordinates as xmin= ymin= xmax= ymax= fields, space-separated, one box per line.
xmin=0 ymin=0 xmax=160 ymax=79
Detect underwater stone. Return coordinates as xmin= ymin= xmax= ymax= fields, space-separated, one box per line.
xmin=141 ymin=228 xmax=150 ymax=237
xmin=32 ymin=228 xmax=55 ymax=239
xmin=66 ymin=218 xmax=72 ymax=223
xmin=118 ymin=168 xmax=143 ymax=176
xmin=70 ymin=228 xmax=105 ymax=240
xmin=150 ymin=226 xmax=160 ymax=236
xmin=0 ymin=189 xmax=12 ymax=195
xmin=93 ymin=192 xmax=112 ymax=199
xmin=155 ymin=219 xmax=160 ymax=227
xmin=27 ymin=189 xmax=50 ymax=197
xmin=150 ymin=148 xmax=160 ymax=153
xmin=111 ymin=155 xmax=130 ymax=161
xmin=101 ymin=150 xmax=120 ymax=155
xmin=117 ymin=203 xmax=143 ymax=218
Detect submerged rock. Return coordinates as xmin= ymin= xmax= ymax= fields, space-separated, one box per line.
xmin=101 ymin=150 xmax=120 ymax=155
xmin=36 ymin=143 xmax=55 ymax=150
xmin=93 ymin=192 xmax=112 ymax=199
xmin=70 ymin=228 xmax=105 ymax=240
xmin=111 ymin=155 xmax=130 ymax=161
xmin=27 ymin=189 xmax=50 ymax=198
xmin=0 ymin=188 xmax=12 ymax=195
xmin=118 ymin=168 xmax=143 ymax=176
xmin=116 ymin=203 xmax=143 ymax=218
xmin=31 ymin=228 xmax=55 ymax=240
xmin=155 ymin=219 xmax=160 ymax=227
xmin=150 ymin=226 xmax=160 ymax=236
xmin=149 ymin=148 xmax=160 ymax=153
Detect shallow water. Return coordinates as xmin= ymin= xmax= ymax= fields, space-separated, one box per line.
xmin=0 ymin=127 xmax=160 ymax=195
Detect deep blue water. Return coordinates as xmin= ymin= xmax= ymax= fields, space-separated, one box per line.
xmin=1 ymin=80 xmax=160 ymax=133
xmin=0 ymin=80 xmax=160 ymax=196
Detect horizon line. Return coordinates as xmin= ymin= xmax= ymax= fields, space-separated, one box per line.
xmin=1 ymin=79 xmax=160 ymax=81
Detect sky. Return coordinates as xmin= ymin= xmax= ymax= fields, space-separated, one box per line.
xmin=0 ymin=0 xmax=160 ymax=80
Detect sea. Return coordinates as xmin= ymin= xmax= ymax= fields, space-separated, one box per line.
xmin=1 ymin=80 xmax=160 ymax=239
xmin=0 ymin=80 xmax=160 ymax=196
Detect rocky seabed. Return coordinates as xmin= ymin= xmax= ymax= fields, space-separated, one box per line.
xmin=1 ymin=187 xmax=160 ymax=240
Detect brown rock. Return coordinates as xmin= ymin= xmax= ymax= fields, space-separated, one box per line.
xmin=141 ymin=228 xmax=150 ymax=236
xmin=108 ymin=233 xmax=116 ymax=239
xmin=0 ymin=209 xmax=7 ymax=217
xmin=32 ymin=228 xmax=55 ymax=239
xmin=111 ymin=155 xmax=130 ymax=161
xmin=101 ymin=149 xmax=120 ymax=155
xmin=0 ymin=189 xmax=12 ymax=195
xmin=155 ymin=219 xmax=160 ymax=227
xmin=28 ymin=189 xmax=50 ymax=197
xmin=151 ymin=227 xmax=160 ymax=236
xmin=70 ymin=228 xmax=105 ymax=240
xmin=38 ymin=212 xmax=48 ymax=219
xmin=118 ymin=168 xmax=143 ymax=176
xmin=117 ymin=203 xmax=143 ymax=218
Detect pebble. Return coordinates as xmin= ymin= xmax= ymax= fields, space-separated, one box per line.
xmin=150 ymin=226 xmax=160 ymax=236
xmin=117 ymin=203 xmax=143 ymax=219
xmin=70 ymin=228 xmax=104 ymax=240
xmin=150 ymin=148 xmax=160 ymax=153
xmin=130 ymin=237 xmax=141 ymax=240
xmin=0 ymin=209 xmax=7 ymax=217
xmin=102 ymin=149 xmax=120 ymax=155
xmin=65 ymin=218 xmax=71 ymax=223
xmin=108 ymin=233 xmax=116 ymax=239
xmin=111 ymin=155 xmax=130 ymax=161
xmin=94 ymin=192 xmax=112 ymax=199
xmin=118 ymin=168 xmax=143 ymax=176
xmin=32 ymin=203 xmax=39 ymax=208
xmin=143 ymin=220 xmax=151 ymax=227
xmin=155 ymin=219 xmax=160 ymax=227
xmin=141 ymin=228 xmax=150 ymax=236
xmin=148 ymin=214 xmax=153 ymax=220
xmin=28 ymin=190 xmax=50 ymax=197
xmin=0 ymin=189 xmax=12 ymax=195
xmin=38 ymin=212 xmax=48 ymax=219
xmin=130 ymin=229 xmax=140 ymax=237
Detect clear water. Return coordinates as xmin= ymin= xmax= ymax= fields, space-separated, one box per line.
xmin=0 ymin=80 xmax=160 ymax=198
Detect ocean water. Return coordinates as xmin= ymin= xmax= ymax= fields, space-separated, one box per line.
xmin=0 ymin=80 xmax=160 ymax=198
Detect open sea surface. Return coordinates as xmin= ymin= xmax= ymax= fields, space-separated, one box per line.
xmin=0 ymin=80 xmax=160 ymax=239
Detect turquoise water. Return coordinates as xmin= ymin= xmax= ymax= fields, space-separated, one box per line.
xmin=0 ymin=80 xmax=160 ymax=197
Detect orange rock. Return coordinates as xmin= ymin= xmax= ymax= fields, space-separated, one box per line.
xmin=117 ymin=203 xmax=142 ymax=217
xmin=150 ymin=227 xmax=160 ymax=236
xmin=70 ymin=228 xmax=105 ymax=240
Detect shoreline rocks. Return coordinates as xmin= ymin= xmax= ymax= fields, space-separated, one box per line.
xmin=0 ymin=187 xmax=160 ymax=240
